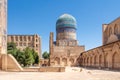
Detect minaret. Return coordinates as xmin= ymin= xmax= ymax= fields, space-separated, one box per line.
xmin=49 ymin=32 xmax=54 ymax=56
xmin=49 ymin=32 xmax=54 ymax=66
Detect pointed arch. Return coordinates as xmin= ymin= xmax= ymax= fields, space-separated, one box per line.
xmin=109 ymin=27 xmax=112 ymax=37
xmin=54 ymin=57 xmax=60 ymax=66
xmin=114 ymin=24 xmax=118 ymax=35
xmin=90 ymin=57 xmax=92 ymax=66
xmin=87 ymin=57 xmax=89 ymax=66
xmin=69 ymin=58 xmax=74 ymax=66
xmin=112 ymin=52 xmax=120 ymax=69
xmin=104 ymin=52 xmax=110 ymax=68
xmin=62 ymin=58 xmax=67 ymax=66
xmin=112 ymin=43 xmax=120 ymax=55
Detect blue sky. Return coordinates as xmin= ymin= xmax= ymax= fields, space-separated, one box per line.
xmin=8 ymin=0 xmax=120 ymax=53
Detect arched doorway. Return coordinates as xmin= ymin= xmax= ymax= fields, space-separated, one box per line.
xmin=79 ymin=57 xmax=83 ymax=66
xmin=83 ymin=58 xmax=85 ymax=66
xmin=104 ymin=53 xmax=108 ymax=68
xmin=62 ymin=58 xmax=67 ymax=66
xmin=112 ymin=52 xmax=120 ymax=69
xmin=90 ymin=57 xmax=92 ymax=66
xmin=69 ymin=58 xmax=74 ymax=66
xmin=55 ymin=57 xmax=60 ymax=66
xmin=76 ymin=58 xmax=80 ymax=66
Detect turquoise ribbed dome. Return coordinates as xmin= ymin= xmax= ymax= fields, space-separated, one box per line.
xmin=56 ymin=14 xmax=77 ymax=30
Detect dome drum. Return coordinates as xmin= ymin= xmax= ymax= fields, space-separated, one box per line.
xmin=57 ymin=27 xmax=76 ymax=33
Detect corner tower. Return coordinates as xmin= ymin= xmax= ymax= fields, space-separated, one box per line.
xmin=56 ymin=14 xmax=78 ymax=46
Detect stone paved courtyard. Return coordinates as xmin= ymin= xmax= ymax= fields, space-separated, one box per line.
xmin=0 ymin=67 xmax=120 ymax=80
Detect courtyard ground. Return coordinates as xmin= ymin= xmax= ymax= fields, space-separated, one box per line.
xmin=0 ymin=67 xmax=120 ymax=80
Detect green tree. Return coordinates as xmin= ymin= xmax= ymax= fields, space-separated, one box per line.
xmin=15 ymin=50 xmax=25 ymax=66
xmin=42 ymin=51 xmax=49 ymax=59
xmin=31 ymin=49 xmax=39 ymax=64
xmin=23 ymin=47 xmax=34 ymax=66
xmin=7 ymin=42 xmax=40 ymax=67
xmin=7 ymin=42 xmax=25 ymax=66
xmin=7 ymin=42 xmax=16 ymax=50
xmin=7 ymin=42 xmax=18 ymax=57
